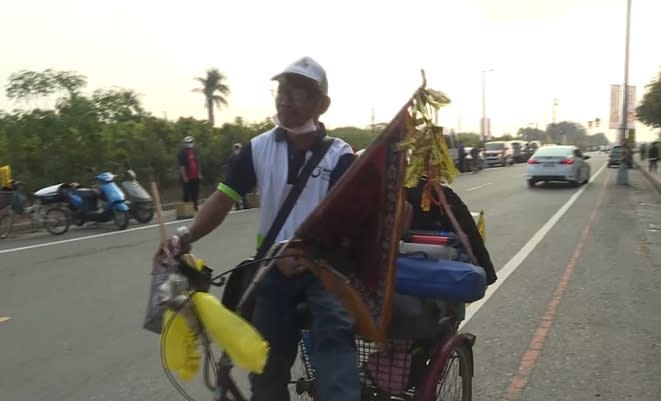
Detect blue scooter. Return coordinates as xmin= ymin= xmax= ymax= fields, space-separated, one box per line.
xmin=61 ymin=169 xmax=130 ymax=230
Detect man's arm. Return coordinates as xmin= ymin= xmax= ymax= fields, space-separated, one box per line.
xmin=329 ymin=153 xmax=356 ymax=188
xmin=189 ymin=190 xmax=235 ymax=242
xmin=188 ymin=143 xmax=257 ymax=243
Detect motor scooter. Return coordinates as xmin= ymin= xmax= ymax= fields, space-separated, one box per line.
xmin=60 ymin=170 xmax=130 ymax=230
xmin=121 ymin=169 xmax=154 ymax=223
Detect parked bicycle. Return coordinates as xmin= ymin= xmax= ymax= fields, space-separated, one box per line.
xmin=0 ymin=180 xmax=70 ymax=239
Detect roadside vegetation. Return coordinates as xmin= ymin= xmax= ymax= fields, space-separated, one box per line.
xmin=3 ymin=66 xmax=660 ymax=199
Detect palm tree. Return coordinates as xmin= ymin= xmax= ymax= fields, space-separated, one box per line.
xmin=119 ymin=89 xmax=144 ymax=116
xmin=193 ymin=68 xmax=230 ymax=126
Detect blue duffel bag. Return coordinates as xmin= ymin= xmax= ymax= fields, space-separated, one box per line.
xmin=395 ymin=253 xmax=487 ymax=302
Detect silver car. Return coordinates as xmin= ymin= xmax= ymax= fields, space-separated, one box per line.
xmin=526 ymin=145 xmax=591 ymax=187
xmin=484 ymin=141 xmax=513 ymax=166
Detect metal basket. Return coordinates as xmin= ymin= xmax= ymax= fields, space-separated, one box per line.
xmin=357 ymin=337 xmax=418 ymax=397
xmin=298 ymin=334 xmax=421 ymax=398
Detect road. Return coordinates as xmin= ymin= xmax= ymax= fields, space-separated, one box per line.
xmin=1 ymin=152 xmax=661 ymax=401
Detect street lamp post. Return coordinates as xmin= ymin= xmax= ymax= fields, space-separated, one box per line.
xmin=617 ymin=0 xmax=632 ymax=185
xmin=481 ymin=69 xmax=494 ymax=142
xmin=552 ymin=99 xmax=559 ymax=125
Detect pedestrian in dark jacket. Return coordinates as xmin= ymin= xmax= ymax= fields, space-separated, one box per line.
xmin=648 ymin=143 xmax=659 ymax=173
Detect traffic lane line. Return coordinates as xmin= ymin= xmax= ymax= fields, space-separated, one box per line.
xmin=461 ymin=161 xmax=607 ymax=327
xmin=466 ymin=183 xmax=492 ymax=192
xmin=498 ymin=167 xmax=609 ymax=401
xmin=0 ymin=209 xmax=253 ymax=255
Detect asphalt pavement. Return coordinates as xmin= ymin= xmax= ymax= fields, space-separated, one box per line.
xmin=1 ymin=152 xmax=660 ymax=401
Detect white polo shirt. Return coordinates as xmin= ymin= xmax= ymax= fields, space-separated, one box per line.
xmin=218 ymin=126 xmax=354 ymax=248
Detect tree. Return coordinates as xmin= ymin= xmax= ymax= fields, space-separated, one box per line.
xmin=456 ymin=133 xmax=481 ymax=147
xmin=193 ymin=68 xmax=230 ymax=126
xmin=588 ymin=133 xmax=610 ymax=147
xmin=92 ymin=88 xmax=144 ymax=122
xmin=636 ymin=68 xmax=661 ymax=129
xmin=545 ymin=121 xmax=587 ymax=145
xmin=517 ymin=127 xmax=547 ymax=142
xmin=327 ymin=126 xmax=379 ymax=150
xmin=6 ymin=69 xmax=86 ymax=105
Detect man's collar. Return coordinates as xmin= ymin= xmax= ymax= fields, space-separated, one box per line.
xmin=274 ymin=122 xmax=327 ymax=143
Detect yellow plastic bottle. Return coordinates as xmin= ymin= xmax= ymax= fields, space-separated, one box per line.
xmin=191 ymin=292 xmax=270 ymax=374
xmin=161 ymin=308 xmax=201 ymax=381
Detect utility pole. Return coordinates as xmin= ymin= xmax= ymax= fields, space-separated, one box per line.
xmin=617 ymin=0 xmax=632 ymax=185
xmin=481 ymin=69 xmax=494 ymax=141
xmin=552 ymin=98 xmax=559 ymax=125
xmin=371 ymin=108 xmax=376 ymax=133
xmin=457 ymin=109 xmax=462 ymax=133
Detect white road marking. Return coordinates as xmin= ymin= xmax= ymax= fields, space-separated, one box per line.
xmin=0 ymin=209 xmax=251 ymax=255
xmin=460 ymin=162 xmax=608 ymax=328
xmin=3 ymin=159 xmax=608 ymax=329
xmin=466 ymin=183 xmax=492 ymax=192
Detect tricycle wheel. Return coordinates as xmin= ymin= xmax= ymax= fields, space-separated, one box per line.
xmin=289 ymin=338 xmax=317 ymax=401
xmin=420 ymin=340 xmax=473 ymax=401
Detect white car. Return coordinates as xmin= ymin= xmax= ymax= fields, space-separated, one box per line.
xmin=526 ymin=145 xmax=591 ymax=188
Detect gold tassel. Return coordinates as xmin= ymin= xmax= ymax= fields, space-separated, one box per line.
xmin=477 ymin=211 xmax=486 ymax=242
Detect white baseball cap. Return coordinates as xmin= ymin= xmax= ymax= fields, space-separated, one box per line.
xmin=272 ymin=56 xmax=328 ymax=95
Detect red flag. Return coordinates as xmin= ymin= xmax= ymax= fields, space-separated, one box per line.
xmin=295 ymin=107 xmax=410 ymax=342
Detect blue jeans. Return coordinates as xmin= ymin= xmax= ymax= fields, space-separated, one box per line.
xmin=249 ymin=269 xmax=360 ymax=401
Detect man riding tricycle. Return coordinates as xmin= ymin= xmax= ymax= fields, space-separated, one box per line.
xmin=144 ymin=59 xmax=496 ymax=401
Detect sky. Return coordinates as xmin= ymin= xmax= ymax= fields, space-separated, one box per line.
xmin=1 ymin=0 xmax=660 ymax=142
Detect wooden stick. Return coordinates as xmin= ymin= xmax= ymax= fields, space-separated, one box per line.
xmin=150 ymin=181 xmax=167 ymax=244
xmin=149 ymin=181 xmax=176 ymax=269
xmin=432 ymin=181 xmax=479 ymax=266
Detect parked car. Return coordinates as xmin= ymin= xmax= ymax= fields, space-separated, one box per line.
xmin=526 ymin=145 xmax=591 ymax=187
xmin=509 ymin=140 xmax=528 ymax=163
xmin=484 ymin=141 xmax=513 ymax=167
xmin=607 ymin=145 xmax=633 ymax=168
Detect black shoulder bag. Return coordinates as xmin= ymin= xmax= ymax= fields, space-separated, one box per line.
xmin=221 ymin=137 xmax=334 ymax=316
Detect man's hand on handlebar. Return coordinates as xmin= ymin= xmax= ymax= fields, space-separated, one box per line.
xmin=165 ymin=234 xmax=192 ymax=257
xmin=276 ymin=247 xmax=313 ymax=277
xmin=157 ymin=232 xmax=192 ymax=263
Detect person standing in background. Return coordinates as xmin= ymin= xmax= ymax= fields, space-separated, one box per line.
xmin=457 ymin=141 xmax=467 ymax=172
xmin=648 ymin=142 xmax=658 ymax=173
xmin=178 ymin=136 xmax=202 ymax=211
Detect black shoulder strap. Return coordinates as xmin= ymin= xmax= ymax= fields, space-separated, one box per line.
xmin=254 ymin=136 xmax=334 ymax=260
